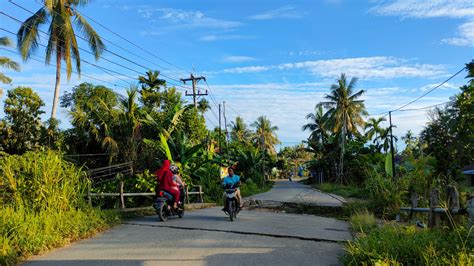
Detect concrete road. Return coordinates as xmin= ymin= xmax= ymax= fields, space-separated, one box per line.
xmin=246 ymin=179 xmax=346 ymax=207
xmin=24 ymin=180 xmax=351 ymax=266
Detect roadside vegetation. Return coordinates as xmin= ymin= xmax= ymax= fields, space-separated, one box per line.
xmin=298 ymin=61 xmax=474 ymax=264
xmin=1 ymin=3 xmax=280 ymax=264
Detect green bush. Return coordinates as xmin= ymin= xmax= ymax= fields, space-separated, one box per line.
xmin=364 ymin=168 xmax=407 ymax=218
xmin=350 ymin=210 xmax=377 ymax=233
xmin=343 ymin=224 xmax=474 ymax=265
xmin=0 ymin=151 xmax=120 ymax=265
xmin=315 ymin=183 xmax=367 ymax=199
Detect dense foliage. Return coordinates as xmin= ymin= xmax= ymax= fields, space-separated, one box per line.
xmin=0 ymin=151 xmax=120 ymax=265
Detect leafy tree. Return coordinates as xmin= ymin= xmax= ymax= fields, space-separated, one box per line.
xmin=197 ymin=98 xmax=210 ymax=117
xmin=61 ymin=83 xmax=119 ymax=162
xmin=364 ymin=116 xmax=386 ymax=151
xmin=1 ymin=37 xmax=20 ymax=96
xmin=0 ymin=87 xmax=44 ymax=154
xmin=230 ymin=116 xmax=251 ymax=143
xmin=320 ymin=73 xmax=367 ymax=182
xmin=138 ymin=70 xmax=166 ymax=109
xmin=17 ymin=0 xmax=105 ymax=118
xmin=302 ymin=104 xmax=329 ymax=144
xmin=251 ymin=115 xmax=280 ymax=155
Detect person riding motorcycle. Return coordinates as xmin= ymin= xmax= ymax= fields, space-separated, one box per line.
xmin=222 ymin=167 xmax=242 ymax=209
xmin=169 ymin=164 xmax=186 ymax=208
xmin=155 ymin=160 xmax=180 ymax=209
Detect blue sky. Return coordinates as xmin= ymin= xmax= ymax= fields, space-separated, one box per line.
xmin=1 ymin=0 xmax=473 ymax=149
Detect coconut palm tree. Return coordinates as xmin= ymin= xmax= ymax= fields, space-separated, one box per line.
xmin=374 ymin=126 xmax=398 ymax=153
xmin=320 ymin=73 xmax=367 ymax=182
xmin=302 ymin=104 xmax=329 ymax=144
xmin=230 ymin=116 xmax=251 ymax=143
xmin=17 ymin=0 xmax=105 ymax=119
xmin=364 ymin=116 xmax=386 ymax=151
xmin=251 ymin=115 xmax=280 ymax=155
xmin=1 ymin=37 xmax=21 ymax=97
xmin=197 ymin=98 xmax=210 ymax=117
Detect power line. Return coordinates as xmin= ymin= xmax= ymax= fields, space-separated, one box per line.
xmin=3 ymin=3 xmax=191 ymax=87
xmin=15 ymin=0 xmax=171 ymax=73
xmin=396 ymin=101 xmax=451 ymax=112
xmin=0 ymin=15 xmax=190 ymax=91
xmin=368 ymin=67 xmax=465 ymax=117
xmin=391 ymin=67 xmax=465 ymax=112
xmin=73 ymin=8 xmax=191 ymax=74
xmin=1 ymin=47 xmax=124 ymax=88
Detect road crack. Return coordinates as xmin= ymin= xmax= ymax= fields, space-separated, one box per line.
xmin=122 ymin=222 xmax=346 ymax=244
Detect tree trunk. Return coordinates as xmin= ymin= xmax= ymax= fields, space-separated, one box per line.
xmin=51 ymin=51 xmax=61 ymax=119
xmin=338 ymin=116 xmax=347 ymax=184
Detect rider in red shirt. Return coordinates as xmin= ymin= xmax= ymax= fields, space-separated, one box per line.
xmin=155 ymin=160 xmax=180 ymax=209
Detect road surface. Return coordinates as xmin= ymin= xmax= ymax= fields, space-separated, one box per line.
xmin=246 ymin=179 xmax=346 ymax=207
xmin=24 ymin=180 xmax=351 ymax=266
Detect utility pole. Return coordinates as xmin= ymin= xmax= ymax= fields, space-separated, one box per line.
xmin=180 ymin=74 xmax=207 ymax=110
xmin=389 ymin=111 xmax=396 ymax=179
xmin=223 ymin=101 xmax=229 ymax=160
xmin=218 ymin=103 xmax=222 ymax=167
xmin=261 ymin=133 xmax=265 ymax=188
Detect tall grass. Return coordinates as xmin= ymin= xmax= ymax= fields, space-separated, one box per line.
xmin=350 ymin=210 xmax=377 ymax=233
xmin=343 ymin=224 xmax=474 ymax=265
xmin=0 ymin=150 xmax=120 ymax=265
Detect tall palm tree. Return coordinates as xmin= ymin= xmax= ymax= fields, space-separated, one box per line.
xmin=197 ymin=98 xmax=210 ymax=117
xmin=364 ymin=116 xmax=386 ymax=151
xmin=251 ymin=115 xmax=280 ymax=155
xmin=302 ymin=104 xmax=329 ymax=144
xmin=17 ymin=0 xmax=105 ymax=119
xmin=230 ymin=116 xmax=251 ymax=143
xmin=1 ymin=37 xmax=21 ymax=97
xmin=374 ymin=126 xmax=398 ymax=153
xmin=320 ymin=73 xmax=367 ymax=182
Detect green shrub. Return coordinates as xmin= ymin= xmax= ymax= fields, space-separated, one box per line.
xmin=0 ymin=150 xmax=86 ymax=211
xmin=343 ymin=224 xmax=474 ymax=265
xmin=315 ymin=183 xmax=367 ymax=199
xmin=0 ymin=151 xmax=120 ymax=265
xmin=350 ymin=210 xmax=377 ymax=233
xmin=364 ymin=168 xmax=407 ymax=218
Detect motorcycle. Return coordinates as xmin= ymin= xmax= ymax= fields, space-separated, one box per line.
xmin=153 ymin=187 xmax=186 ymax=222
xmin=223 ymin=184 xmax=240 ymax=221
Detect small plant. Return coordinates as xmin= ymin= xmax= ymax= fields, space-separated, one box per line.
xmin=350 ymin=209 xmax=377 ymax=233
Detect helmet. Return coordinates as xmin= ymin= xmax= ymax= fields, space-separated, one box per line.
xmin=170 ymin=164 xmax=179 ymax=173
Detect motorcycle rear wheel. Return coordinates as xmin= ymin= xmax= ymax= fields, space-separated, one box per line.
xmin=228 ymin=200 xmax=235 ymax=221
xmin=158 ymin=204 xmax=168 ymax=222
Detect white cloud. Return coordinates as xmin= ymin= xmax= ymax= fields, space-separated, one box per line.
xmin=136 ymin=7 xmax=242 ymax=29
xmin=420 ymin=82 xmax=459 ymax=91
xmin=249 ymin=5 xmax=306 ymax=20
xmin=222 ymin=56 xmax=257 ymax=63
xmin=370 ymin=1 xmax=474 ymax=47
xmin=214 ymin=56 xmax=445 ymax=79
xmin=199 ymin=34 xmax=255 ymax=42
xmin=442 ymin=20 xmax=474 ymax=46
xmin=289 ymin=50 xmax=325 ymax=56
xmin=370 ymin=0 xmax=474 ymax=18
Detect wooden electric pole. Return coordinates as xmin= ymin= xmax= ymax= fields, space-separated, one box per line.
xmin=389 ymin=111 xmax=396 ymax=178
xmin=218 ymin=103 xmax=222 ymax=167
xmin=180 ymin=74 xmax=207 ymax=110
xmin=223 ymin=101 xmax=229 ymax=160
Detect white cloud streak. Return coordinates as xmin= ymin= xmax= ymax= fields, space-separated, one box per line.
xmin=370 ymin=0 xmax=474 ymax=18
xmin=249 ymin=5 xmax=306 ymax=20
xmin=137 ymin=7 xmax=242 ymax=29
xmin=214 ymin=57 xmax=445 ymax=79
xmin=442 ymin=20 xmax=474 ymax=46
xmin=222 ymin=56 xmax=257 ymax=63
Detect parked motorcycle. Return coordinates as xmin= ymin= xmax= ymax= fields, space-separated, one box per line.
xmin=222 ymin=184 xmax=240 ymax=221
xmin=153 ymin=187 xmax=186 ymax=222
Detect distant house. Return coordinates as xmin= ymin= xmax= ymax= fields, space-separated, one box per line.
xmin=463 ymin=165 xmax=474 ymax=186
